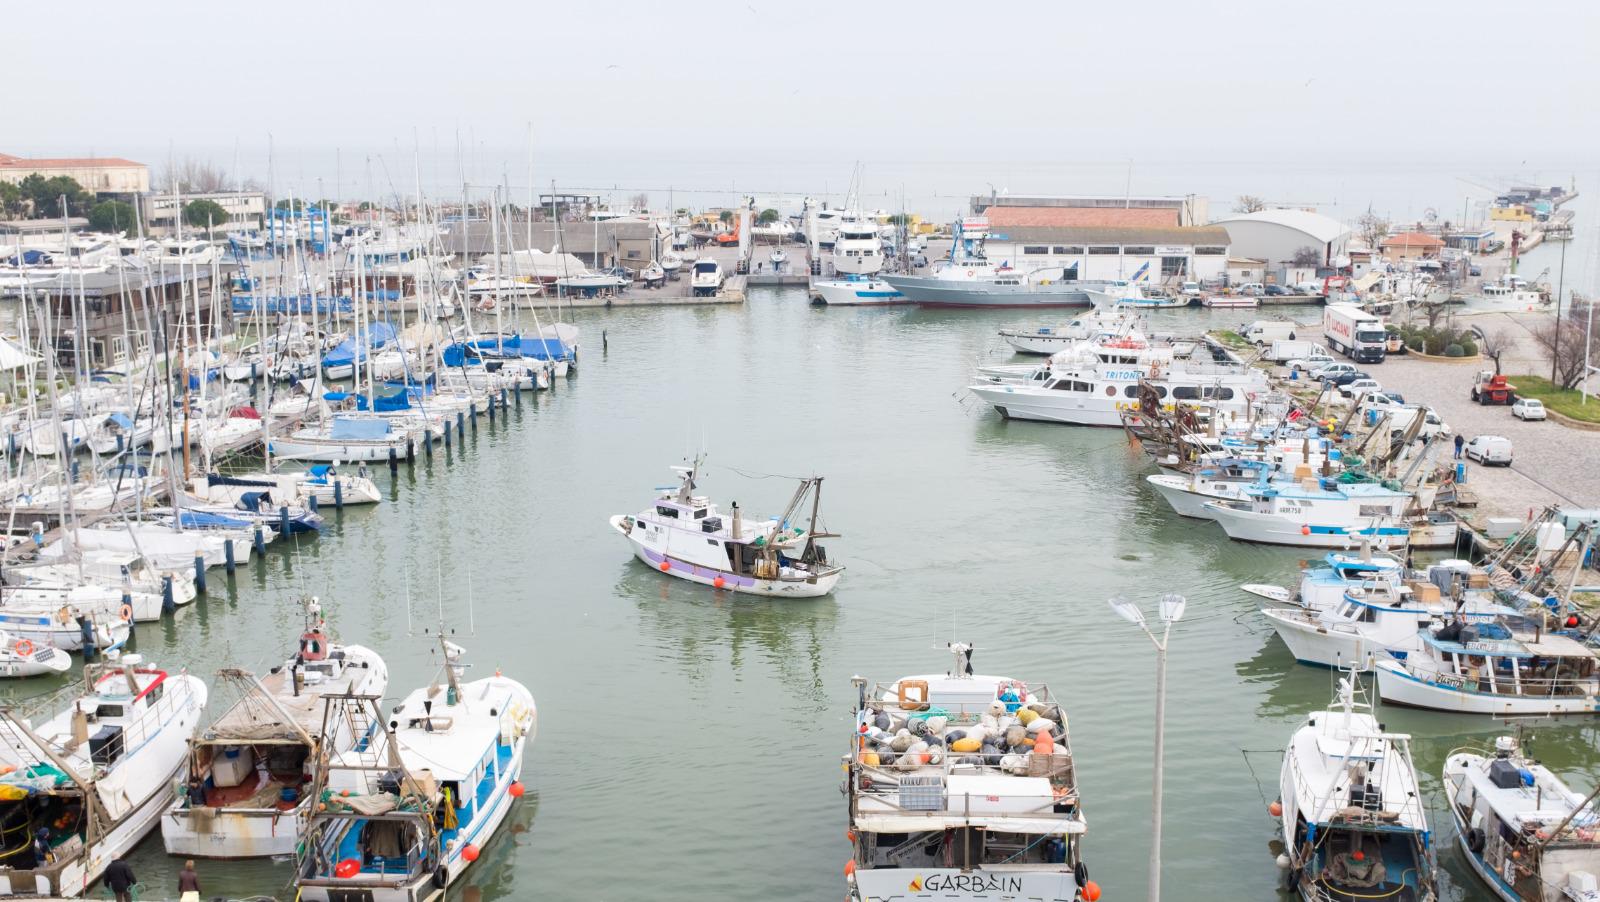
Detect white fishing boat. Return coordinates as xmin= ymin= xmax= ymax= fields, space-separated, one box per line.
xmin=1146 ymin=459 xmax=1271 ymax=519
xmin=998 ymin=306 xmax=1140 ymax=355
xmin=295 ymin=636 xmax=535 ymax=901
xmin=969 ymin=349 xmax=1269 ymax=427
xmin=0 ymin=631 xmax=70 ymax=678
xmin=1276 ymin=676 xmax=1436 ymax=902
xmin=609 ymin=455 xmax=842 ymax=598
xmin=1203 ymin=295 xmax=1259 ymax=308
xmin=1443 ymin=734 xmax=1600 ymax=902
xmin=1203 ymin=481 xmax=1413 ymax=549
xmin=163 ymin=599 xmax=389 ymax=859
xmin=1374 ymin=627 xmax=1600 ymax=715
xmin=811 ymin=277 xmax=904 ymax=306
xmin=1242 ymin=550 xmax=1408 ymax=612
xmin=845 ymin=643 xmax=1090 ymax=902
xmin=690 ymin=258 xmax=724 ymax=294
xmin=0 ymin=655 xmax=207 ymax=897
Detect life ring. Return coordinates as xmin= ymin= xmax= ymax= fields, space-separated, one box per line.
xmin=896 ymin=679 xmax=929 ymax=711
xmin=13 ymin=640 xmax=33 ymax=658
xmin=119 ymin=603 xmax=134 ymax=622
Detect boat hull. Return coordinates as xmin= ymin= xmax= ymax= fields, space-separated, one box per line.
xmin=966 ymin=384 xmax=1122 ymax=426
xmin=1146 ymin=474 xmax=1230 ymax=519
xmin=1204 ymin=502 xmax=1410 ymax=549
xmin=880 ymin=275 xmax=1095 ymax=308
xmin=812 ymin=279 xmax=905 ymax=306
xmin=611 ymin=516 xmax=840 ymax=598
xmin=1261 ymin=607 xmax=1377 ymax=670
xmin=999 ymin=330 xmax=1079 ymax=355
xmin=1375 ymin=660 xmax=1600 ymax=715
xmin=851 ymin=868 xmax=1077 ymax=901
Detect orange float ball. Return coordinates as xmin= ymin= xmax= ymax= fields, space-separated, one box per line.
xmin=659 ymin=561 xmax=671 ymax=572
xmin=844 ymin=860 xmax=857 ymax=877
xmin=1301 ymin=525 xmax=1312 ymax=536
xmin=462 ymin=843 xmax=480 ymax=862
xmin=509 ymin=781 xmax=526 ymax=798
xmin=713 ymin=576 xmax=726 ymax=588
xmin=1269 ymin=800 xmax=1284 ymax=817
xmin=845 ymin=829 xmax=856 ymax=843
xmin=1083 ymin=879 xmax=1101 ymax=901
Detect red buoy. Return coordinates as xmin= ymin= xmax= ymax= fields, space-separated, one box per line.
xmin=1269 ymin=800 xmax=1284 ymax=817
xmin=1301 ymin=525 xmax=1312 ymax=536
xmin=713 ymin=576 xmax=726 ymax=589
xmin=1083 ymin=880 xmax=1102 ymax=901
xmin=335 ymin=859 xmax=360 ymax=879
xmin=462 ymin=843 xmax=480 ymax=862
xmin=509 ymin=781 xmax=526 ymax=798
xmin=658 ymin=561 xmax=671 ymax=572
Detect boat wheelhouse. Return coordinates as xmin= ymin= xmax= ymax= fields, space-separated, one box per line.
xmin=845 ymin=643 xmax=1089 ymax=902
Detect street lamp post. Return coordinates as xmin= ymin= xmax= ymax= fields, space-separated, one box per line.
xmin=1553 ymin=236 xmax=1567 ymax=384
xmin=1109 ymin=593 xmax=1187 ymax=902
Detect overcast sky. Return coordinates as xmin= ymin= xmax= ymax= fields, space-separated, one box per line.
xmin=7 ymin=0 xmax=1598 ymax=220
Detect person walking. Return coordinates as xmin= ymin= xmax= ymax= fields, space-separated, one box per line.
xmin=103 ymin=855 xmax=136 ymax=902
xmin=1454 ymin=433 xmax=1465 ymax=459
xmin=178 ymin=859 xmax=202 ymax=902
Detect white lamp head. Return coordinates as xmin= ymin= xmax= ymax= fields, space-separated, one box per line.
xmin=1108 ymin=595 xmax=1145 ymax=626
xmin=1159 ymin=593 xmax=1187 ymax=624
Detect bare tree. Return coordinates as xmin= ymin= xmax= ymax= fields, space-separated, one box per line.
xmin=1476 ymin=327 xmax=1516 ymax=375
xmin=1290 ymin=245 xmax=1321 ymax=267
xmin=1355 ymin=210 xmax=1389 ymax=250
xmin=1530 ymin=302 xmax=1599 ymax=388
xmin=160 ymin=158 xmax=231 ymax=194
xmin=629 ymin=192 xmax=649 ymax=211
xmin=1233 ymin=195 xmax=1267 ymax=213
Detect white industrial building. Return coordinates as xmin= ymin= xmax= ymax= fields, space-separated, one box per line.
xmin=141 ymin=191 xmax=267 ymax=235
xmin=1209 ymin=209 xmax=1351 ymax=283
xmin=979 ymin=225 xmax=1232 ymax=286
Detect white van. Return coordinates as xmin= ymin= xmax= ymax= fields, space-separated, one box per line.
xmin=1244 ymin=320 xmax=1299 ymax=345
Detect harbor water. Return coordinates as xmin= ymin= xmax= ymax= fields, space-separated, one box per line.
xmin=9 ymin=287 xmax=1594 ymax=901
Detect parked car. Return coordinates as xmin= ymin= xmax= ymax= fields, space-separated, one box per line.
xmin=1311 ymin=363 xmax=1361 ymax=381
xmin=1235 ymin=282 xmax=1264 ymax=296
xmin=1359 ymin=392 xmax=1407 ymax=411
xmin=1468 ymin=264 xmax=1482 ymax=277
xmin=1180 ymin=281 xmax=1202 ymax=297
xmin=1289 ymin=354 xmax=1336 ymax=373
xmin=1464 ymin=434 xmax=1513 ymax=466
xmin=1338 ymin=378 xmax=1383 ymax=399
xmin=1323 ymin=370 xmax=1372 ymax=389
xmin=1264 ymin=284 xmax=1291 ymax=296
xmin=1512 ymin=398 xmax=1547 ymax=421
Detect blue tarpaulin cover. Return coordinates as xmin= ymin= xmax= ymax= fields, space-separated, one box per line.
xmin=329 ymin=418 xmax=390 ymax=440
xmin=106 ymin=412 xmax=134 ymax=429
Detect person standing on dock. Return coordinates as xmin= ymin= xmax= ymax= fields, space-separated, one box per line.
xmin=1454 ymin=433 xmax=1464 ymax=459
xmin=103 ymin=855 xmax=136 ymax=902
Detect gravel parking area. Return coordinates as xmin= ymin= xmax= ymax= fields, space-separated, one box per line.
xmin=1353 ymin=330 xmax=1600 ymax=522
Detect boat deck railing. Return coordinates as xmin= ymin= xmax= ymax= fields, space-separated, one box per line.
xmin=1283 ymin=739 xmax=1427 ymax=830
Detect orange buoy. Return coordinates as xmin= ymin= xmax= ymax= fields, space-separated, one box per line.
xmin=462 ymin=843 xmax=480 ymax=862
xmin=1269 ymin=800 xmax=1283 ymax=817
xmin=1083 ymin=879 xmax=1101 ymax=901
xmin=845 ymin=829 xmax=856 ymax=843
xmin=659 ymin=561 xmax=671 ymax=572
xmin=1352 ymin=850 xmax=1365 ymax=861
xmin=1301 ymin=525 xmax=1312 ymax=536
xmin=335 ymin=859 xmax=360 ymax=879
xmin=510 ymin=782 xmax=526 ymax=798
xmin=713 ymin=576 xmax=726 ymax=588
xmin=844 ymin=860 xmax=856 ymax=877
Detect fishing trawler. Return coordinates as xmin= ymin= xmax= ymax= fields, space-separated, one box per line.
xmin=845 ymin=643 xmax=1091 ymax=902
xmin=1444 ymin=734 xmax=1600 ymax=901
xmin=294 ymin=632 xmax=535 ymax=901
xmin=609 ymin=455 xmax=843 ymax=597
xmin=1373 ymin=625 xmax=1600 ymax=715
xmin=162 ymin=599 xmax=389 ymax=859
xmin=0 ymin=655 xmax=207 ymax=897
xmin=1276 ymin=676 xmax=1436 ymax=902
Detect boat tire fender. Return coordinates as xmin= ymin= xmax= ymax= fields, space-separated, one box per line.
xmin=433 ymin=866 xmax=449 ymax=889
xmin=1466 ymin=827 xmax=1485 ymax=853
xmin=1074 ymin=861 xmax=1088 ymax=887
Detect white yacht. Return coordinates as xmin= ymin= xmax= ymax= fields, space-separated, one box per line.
xmin=295 ymin=637 xmax=535 ymax=901
xmin=1203 ymin=480 xmax=1413 ymax=549
xmin=830 ymin=218 xmax=884 ymax=276
xmin=811 ymin=277 xmax=904 ymax=306
xmin=0 ymin=656 xmax=207 ymax=898
xmin=610 ymin=455 xmax=841 ymax=598
xmin=690 ymin=258 xmax=724 ymax=294
xmin=1276 ymin=677 xmax=1436 ymax=902
xmin=163 ymin=600 xmax=389 ymax=859
xmin=999 ymin=306 xmax=1142 ymax=355
xmin=1444 ymin=734 xmax=1600 ymax=902
xmin=845 ymin=643 xmax=1088 ymax=902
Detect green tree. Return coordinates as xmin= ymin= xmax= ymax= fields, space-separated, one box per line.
xmin=0 ymin=182 xmax=22 ymax=217
xmin=758 ymin=208 xmax=780 ymax=224
xmin=88 ymin=200 xmax=138 ymax=234
xmin=718 ymin=210 xmax=733 ymax=225
xmin=18 ymin=174 xmax=89 ymax=217
xmin=183 ymin=198 xmax=230 ymax=230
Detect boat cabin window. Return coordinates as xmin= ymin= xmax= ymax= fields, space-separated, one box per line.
xmin=144 ymin=683 xmax=164 ymax=705
xmin=1124 ymin=386 xmax=1140 ymax=397
xmin=693 ymin=508 xmax=707 ymax=519
xmin=1022 ymin=246 xmax=1048 ymax=255
xmin=1172 ymin=386 xmax=1199 ymax=400
xmin=96 ymin=703 xmax=126 ymax=718
xmin=655 ymin=505 xmax=679 ymax=519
